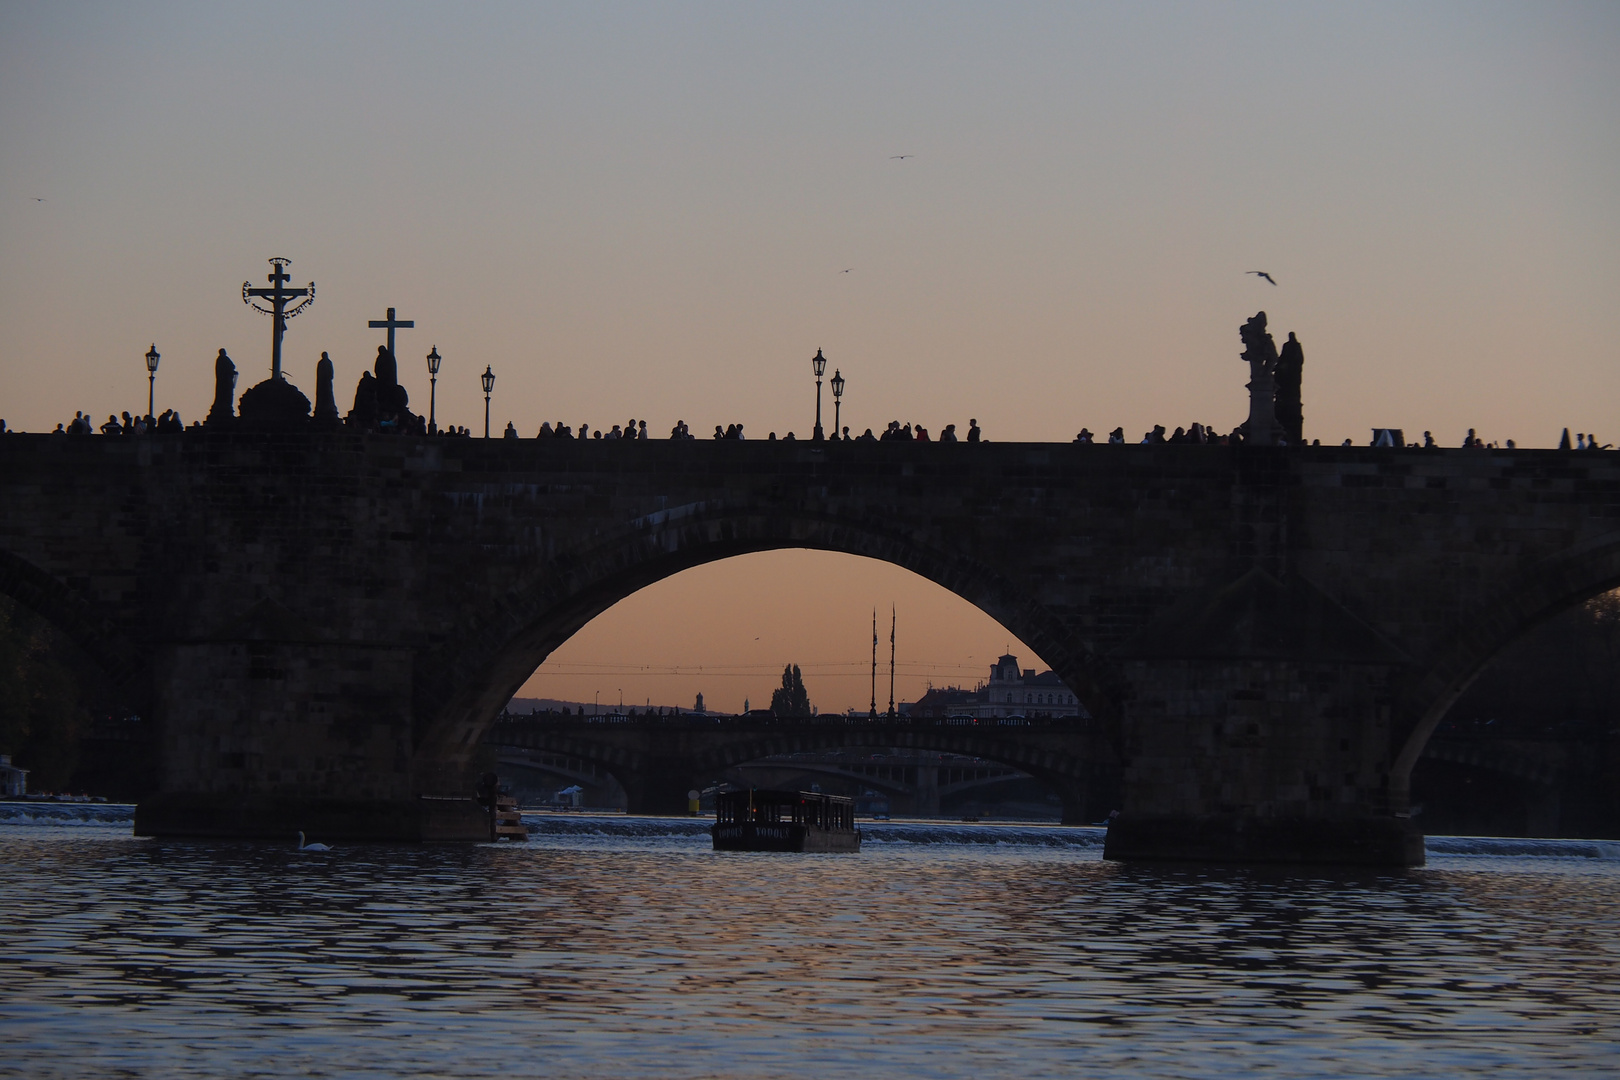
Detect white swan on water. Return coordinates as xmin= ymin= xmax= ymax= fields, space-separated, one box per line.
xmin=297 ymin=831 xmax=331 ymax=852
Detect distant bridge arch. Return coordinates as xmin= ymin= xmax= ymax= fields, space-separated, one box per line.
xmin=485 ymin=718 xmax=1113 ymax=822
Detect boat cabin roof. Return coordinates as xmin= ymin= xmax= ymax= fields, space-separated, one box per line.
xmin=716 ymin=788 xmax=852 ymax=809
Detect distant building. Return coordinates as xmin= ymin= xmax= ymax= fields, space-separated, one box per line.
xmin=985 ymin=654 xmax=1085 ymax=718
xmin=1 ymin=754 xmax=28 ymax=797
xmin=902 ymin=655 xmax=1087 ymax=720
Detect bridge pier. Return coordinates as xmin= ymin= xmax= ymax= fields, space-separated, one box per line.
xmin=133 ymin=640 xmax=488 ymax=842
xmin=912 ymin=764 xmax=940 ymax=817
xmin=1052 ymin=781 xmax=1091 ymax=826
xmin=617 ymin=759 xmax=703 ymax=816
xmin=1104 ymin=656 xmax=1424 ymax=866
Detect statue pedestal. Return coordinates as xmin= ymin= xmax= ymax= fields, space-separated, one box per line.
xmin=237 ymin=377 xmax=312 ymax=431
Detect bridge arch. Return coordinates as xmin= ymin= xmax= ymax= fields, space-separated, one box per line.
xmin=1391 ymin=532 xmax=1620 ymax=798
xmin=415 ymin=501 xmax=1108 ymax=766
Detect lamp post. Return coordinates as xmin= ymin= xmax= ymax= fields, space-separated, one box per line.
xmin=144 ymin=344 xmax=161 ymax=419
xmin=811 ymin=348 xmax=827 ymax=441
xmin=830 ymin=368 xmax=845 ymax=440
xmin=481 ymin=364 xmax=495 ymax=438
xmin=426 ymin=346 xmax=442 ymax=434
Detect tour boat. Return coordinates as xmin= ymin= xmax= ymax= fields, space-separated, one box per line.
xmin=711 ymin=789 xmax=861 ymax=852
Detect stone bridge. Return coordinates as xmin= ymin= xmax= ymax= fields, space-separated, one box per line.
xmin=485 ymin=717 xmax=1112 ymax=820
xmin=1 ymin=432 xmax=1616 ymax=864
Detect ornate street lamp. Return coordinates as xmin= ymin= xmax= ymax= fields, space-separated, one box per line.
xmin=481 ymin=364 xmax=495 ymax=439
xmin=426 ymin=346 xmax=442 ymax=434
xmin=144 ymin=344 xmax=161 ymax=419
xmin=811 ymin=348 xmax=828 ymax=442
xmin=830 ymin=368 xmax=845 ymax=440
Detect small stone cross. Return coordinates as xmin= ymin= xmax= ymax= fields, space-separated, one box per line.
xmin=368 ymin=307 xmax=415 ymax=360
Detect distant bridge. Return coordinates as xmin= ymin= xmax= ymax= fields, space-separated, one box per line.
xmin=485 ymin=715 xmax=1112 ymax=822
xmin=491 ymin=720 xmax=1060 ymax=815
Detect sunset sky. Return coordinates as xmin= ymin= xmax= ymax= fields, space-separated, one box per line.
xmin=3 ymin=3 xmax=1616 ymax=712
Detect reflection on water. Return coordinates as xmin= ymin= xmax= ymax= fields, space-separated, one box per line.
xmin=1 ymin=818 xmax=1617 ymax=1079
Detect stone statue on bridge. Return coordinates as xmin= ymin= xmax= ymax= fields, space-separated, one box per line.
xmin=312 ymin=352 xmax=340 ymax=430
xmin=1240 ymin=311 xmax=1280 ymax=446
xmin=348 ymin=370 xmax=378 ymax=429
xmin=205 ymin=348 xmax=237 ymax=427
xmin=1275 ymin=331 xmax=1304 ymax=445
xmin=347 ymin=346 xmax=419 ymax=433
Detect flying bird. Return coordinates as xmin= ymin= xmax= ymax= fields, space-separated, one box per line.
xmin=889 ymin=155 xmax=913 ymax=159
xmin=1247 ymin=271 xmax=1277 ymax=285
xmin=31 ymin=196 xmax=46 ymax=202
xmin=841 ymin=268 xmax=852 ymax=273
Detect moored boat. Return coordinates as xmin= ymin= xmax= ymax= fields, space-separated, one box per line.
xmin=711 ymin=789 xmax=861 ymax=852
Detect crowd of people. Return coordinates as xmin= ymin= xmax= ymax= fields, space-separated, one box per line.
xmin=509 ymin=417 xmax=989 ymax=443
xmin=8 ymin=406 xmax=1607 ymax=453
xmin=1057 ymin=423 xmax=1606 ymax=452
xmin=48 ymin=409 xmax=190 ymax=436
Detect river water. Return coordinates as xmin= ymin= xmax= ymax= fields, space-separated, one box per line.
xmin=3 ymin=807 xmax=1618 ymax=1079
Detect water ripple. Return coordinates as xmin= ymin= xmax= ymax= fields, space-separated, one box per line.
xmin=1 ymin=824 xmax=1617 ymax=1078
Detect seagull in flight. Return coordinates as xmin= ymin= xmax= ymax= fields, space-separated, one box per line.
xmin=889 ymin=154 xmax=913 ymax=159
xmin=840 ymin=268 xmax=852 ymax=273
xmin=31 ymin=196 xmax=46 ymax=202
xmin=1247 ymin=270 xmax=1277 ymax=286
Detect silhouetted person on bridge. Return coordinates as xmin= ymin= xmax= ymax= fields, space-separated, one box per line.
xmin=967 ymin=419 xmax=981 ymax=443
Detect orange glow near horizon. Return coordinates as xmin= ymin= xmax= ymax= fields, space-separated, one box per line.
xmin=519 ymin=549 xmax=1046 ymax=716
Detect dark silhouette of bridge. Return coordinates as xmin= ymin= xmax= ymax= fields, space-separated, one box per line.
xmin=486 ymin=715 xmax=1110 ymax=821
xmin=2 ymin=431 xmax=1617 ymax=864
xmin=493 ymin=730 xmax=1055 ymax=817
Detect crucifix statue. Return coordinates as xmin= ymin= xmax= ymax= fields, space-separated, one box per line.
xmin=368 ymin=306 xmax=414 ymax=361
xmin=242 ymin=257 xmax=315 ymax=380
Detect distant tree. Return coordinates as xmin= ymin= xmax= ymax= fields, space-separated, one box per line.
xmin=694 ymin=692 xmax=704 ymax=714
xmin=770 ymin=664 xmax=812 ymax=717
